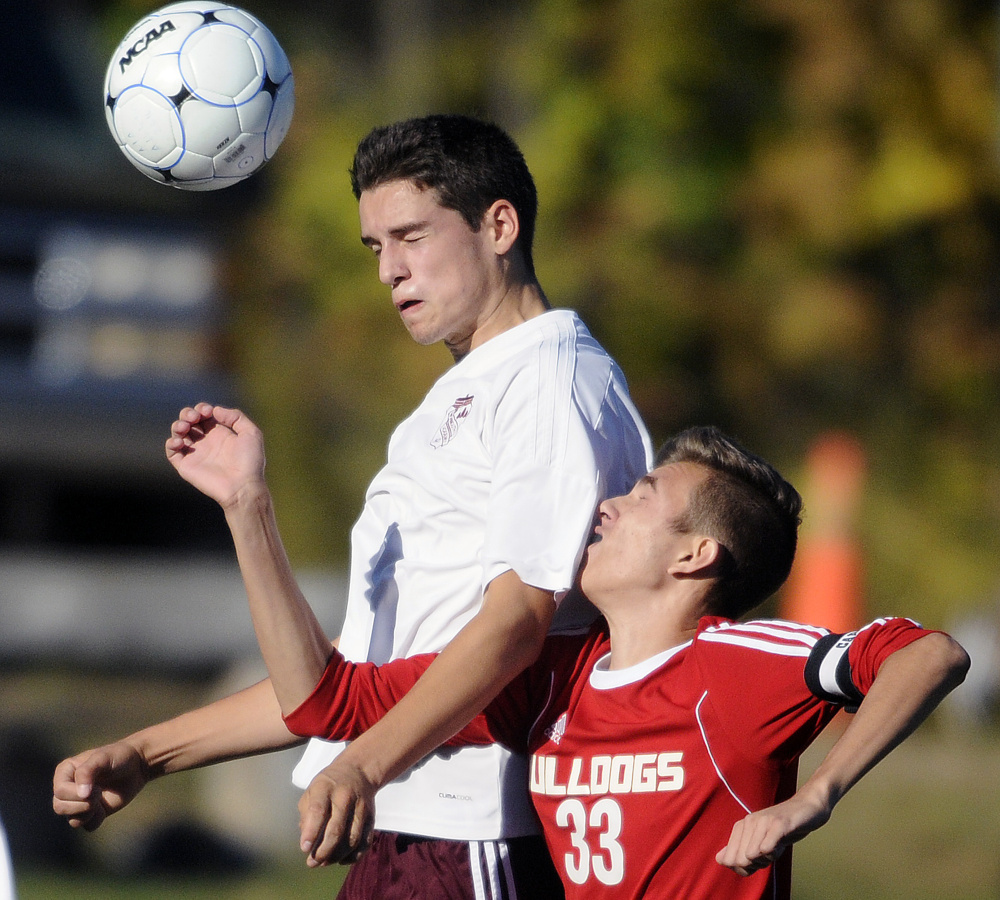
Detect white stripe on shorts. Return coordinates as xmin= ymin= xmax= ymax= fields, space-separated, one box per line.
xmin=469 ymin=839 xmax=517 ymax=900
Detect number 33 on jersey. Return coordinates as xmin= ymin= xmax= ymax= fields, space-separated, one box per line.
xmin=533 ymin=750 xmax=685 ymax=886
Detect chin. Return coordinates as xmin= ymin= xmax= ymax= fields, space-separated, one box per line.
xmin=404 ymin=324 xmax=437 ymax=345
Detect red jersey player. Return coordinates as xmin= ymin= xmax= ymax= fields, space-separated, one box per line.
xmin=64 ymin=426 xmax=969 ymax=899
xmin=287 ymin=613 xmax=950 ymax=899
xmin=279 ymin=426 xmax=968 ymax=898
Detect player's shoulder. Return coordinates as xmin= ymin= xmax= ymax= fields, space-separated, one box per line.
xmin=494 ymin=311 xmax=617 ymax=408
xmin=459 ymin=310 xmax=597 ymax=387
xmin=696 ymin=616 xmax=830 ymax=658
xmin=521 ymin=309 xmax=614 ymax=366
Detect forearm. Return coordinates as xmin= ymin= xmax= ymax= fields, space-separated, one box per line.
xmin=797 ymin=632 xmax=969 ymax=811
xmin=127 ymin=677 xmax=303 ymax=777
xmin=223 ymin=483 xmax=334 ymax=714
xmin=337 ymin=570 xmax=554 ymax=788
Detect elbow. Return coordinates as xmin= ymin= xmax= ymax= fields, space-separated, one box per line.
xmin=945 ymin=636 xmax=972 ymax=691
xmin=928 ymin=632 xmax=971 ymax=695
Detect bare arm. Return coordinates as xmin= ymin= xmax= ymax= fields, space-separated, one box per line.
xmin=716 ymin=631 xmax=970 ymax=876
xmin=297 ymin=569 xmax=555 ymax=866
xmin=334 ymin=569 xmax=553 ymax=784
xmin=165 ymin=403 xmax=334 ymax=712
xmin=223 ymin=482 xmax=335 ymax=712
xmin=53 ymin=677 xmax=302 ymax=831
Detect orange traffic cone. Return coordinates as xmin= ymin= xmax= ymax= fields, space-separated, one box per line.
xmin=781 ymin=431 xmax=865 ymax=634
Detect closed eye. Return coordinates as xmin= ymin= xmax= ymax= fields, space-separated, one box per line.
xmin=635 ymin=474 xmax=657 ymax=497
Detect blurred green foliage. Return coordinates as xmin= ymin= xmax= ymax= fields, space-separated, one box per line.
xmin=98 ymin=0 xmax=1000 ymax=628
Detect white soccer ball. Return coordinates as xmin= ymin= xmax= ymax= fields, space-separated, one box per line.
xmin=104 ymin=2 xmax=294 ymax=190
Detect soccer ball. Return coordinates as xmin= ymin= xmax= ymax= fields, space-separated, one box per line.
xmin=104 ymin=2 xmax=294 ymax=190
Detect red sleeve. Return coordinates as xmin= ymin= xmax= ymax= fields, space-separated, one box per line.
xmin=805 ymin=616 xmax=942 ymax=704
xmin=282 ymin=648 xmax=540 ymax=751
xmin=282 ymin=650 xmax=438 ymax=740
xmin=849 ymin=617 xmax=942 ymax=691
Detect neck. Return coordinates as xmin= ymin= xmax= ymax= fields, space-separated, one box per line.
xmin=446 ymin=280 xmax=550 ymax=362
xmin=599 ymin=590 xmax=704 ymax=670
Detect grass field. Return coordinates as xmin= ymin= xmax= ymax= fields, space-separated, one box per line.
xmin=16 ymin=866 xmax=349 ymax=900
xmin=791 ymin=727 xmax=1000 ymax=899
xmin=12 ymin=727 xmax=1000 ymax=900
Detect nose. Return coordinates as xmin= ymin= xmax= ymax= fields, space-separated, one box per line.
xmin=378 ymin=244 xmax=408 ymax=288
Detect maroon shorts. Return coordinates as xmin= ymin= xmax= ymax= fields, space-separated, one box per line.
xmin=336 ymin=831 xmax=564 ymax=900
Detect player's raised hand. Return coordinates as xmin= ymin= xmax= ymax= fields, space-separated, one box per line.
xmin=298 ymin=760 xmax=376 ymax=867
xmin=715 ymin=790 xmax=832 ymax=877
xmin=52 ymin=742 xmax=150 ymax=832
xmin=165 ymin=403 xmax=266 ymax=508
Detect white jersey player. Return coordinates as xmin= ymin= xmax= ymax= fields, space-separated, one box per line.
xmin=53 ymin=114 xmax=652 ymax=900
xmin=294 ymin=307 xmax=650 ymax=842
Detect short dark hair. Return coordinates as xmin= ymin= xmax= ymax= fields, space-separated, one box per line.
xmin=656 ymin=426 xmax=803 ymax=619
xmin=350 ymin=114 xmax=539 ymax=276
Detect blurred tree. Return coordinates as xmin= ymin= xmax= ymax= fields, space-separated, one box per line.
xmin=721 ymin=0 xmax=1000 ymax=624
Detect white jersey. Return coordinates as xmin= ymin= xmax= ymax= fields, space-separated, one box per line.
xmin=293 ymin=308 xmax=652 ymax=839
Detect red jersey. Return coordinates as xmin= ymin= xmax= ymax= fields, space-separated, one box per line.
xmin=286 ymin=616 xmax=934 ymax=899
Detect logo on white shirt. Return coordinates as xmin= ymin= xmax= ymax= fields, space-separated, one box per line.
xmin=431 ymin=394 xmax=474 ymax=448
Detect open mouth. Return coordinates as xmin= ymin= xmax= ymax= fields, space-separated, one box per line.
xmin=398 ymin=299 xmax=421 ymax=312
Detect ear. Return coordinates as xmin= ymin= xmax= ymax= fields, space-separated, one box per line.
xmin=483 ymin=199 xmax=520 ymax=255
xmin=667 ymin=536 xmax=721 ymax=577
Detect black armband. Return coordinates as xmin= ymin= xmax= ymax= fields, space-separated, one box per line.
xmin=804 ymin=632 xmax=865 ymax=711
